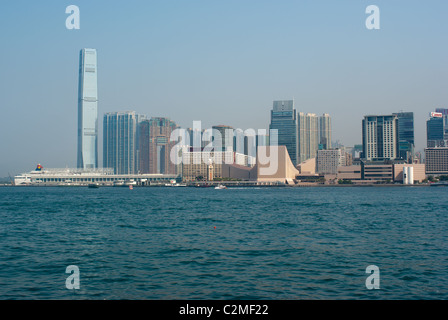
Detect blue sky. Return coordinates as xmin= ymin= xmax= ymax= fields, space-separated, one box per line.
xmin=0 ymin=0 xmax=447 ymax=176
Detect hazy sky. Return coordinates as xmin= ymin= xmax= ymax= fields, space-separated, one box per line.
xmin=1 ymin=0 xmax=447 ymax=176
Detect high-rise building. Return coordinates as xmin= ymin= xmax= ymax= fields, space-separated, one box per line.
xmin=270 ymin=100 xmax=298 ymax=165
xmin=435 ymin=108 xmax=448 ymax=141
xmin=319 ymin=113 xmax=332 ymax=150
xmin=212 ymin=125 xmax=234 ymax=152
xmin=141 ymin=117 xmax=178 ymax=174
xmin=393 ymin=112 xmax=415 ymax=163
xmin=77 ymin=48 xmax=98 ymax=169
xmin=362 ymin=115 xmax=399 ymax=161
xmin=103 ymin=111 xmax=145 ymax=174
xmin=186 ymin=128 xmax=204 ymax=151
xmin=298 ymin=112 xmax=319 ymax=163
xmin=138 ymin=120 xmax=151 ymax=174
xmin=435 ymin=108 xmax=448 ymax=116
xmin=427 ymin=112 xmax=446 ymax=147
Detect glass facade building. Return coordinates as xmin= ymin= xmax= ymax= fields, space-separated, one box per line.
xmin=319 ymin=113 xmax=332 ymax=150
xmin=426 ymin=116 xmax=445 ymax=147
xmin=270 ymin=100 xmax=298 ymax=165
xmin=393 ymin=112 xmax=414 ymax=162
xmin=435 ymin=108 xmax=448 ymax=141
xmin=103 ymin=111 xmax=145 ymax=174
xmin=77 ymin=48 xmax=98 ymax=169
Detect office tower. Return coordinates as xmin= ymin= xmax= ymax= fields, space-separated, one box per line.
xmin=103 ymin=111 xmax=144 ymax=174
xmin=435 ymin=108 xmax=448 ymax=141
xmin=212 ymin=125 xmax=234 ymax=152
xmin=77 ymin=48 xmax=98 ymax=169
xmin=319 ymin=113 xmax=332 ymax=150
xmin=186 ymin=128 xmax=204 ymax=151
xmin=138 ymin=120 xmax=151 ymax=174
xmin=426 ymin=113 xmax=445 ymax=147
xmin=298 ymin=112 xmax=319 ymax=163
xmin=362 ymin=115 xmax=399 ymax=161
xmin=145 ymin=117 xmax=178 ymax=174
xmin=393 ymin=112 xmax=415 ymax=162
xmin=435 ymin=108 xmax=448 ymax=120
xmin=270 ymin=100 xmax=298 ymax=165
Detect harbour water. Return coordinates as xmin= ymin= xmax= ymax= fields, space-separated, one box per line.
xmin=0 ymin=186 xmax=447 ymax=300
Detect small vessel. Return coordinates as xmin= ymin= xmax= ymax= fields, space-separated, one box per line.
xmin=88 ymin=183 xmax=100 ymax=188
xmin=215 ymin=184 xmax=227 ymax=190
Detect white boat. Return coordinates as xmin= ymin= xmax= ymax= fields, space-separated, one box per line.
xmin=165 ymin=183 xmax=187 ymax=187
xmin=215 ymin=184 xmax=227 ymax=189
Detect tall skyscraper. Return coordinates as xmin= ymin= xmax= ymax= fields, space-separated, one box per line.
xmin=362 ymin=115 xmax=399 ymax=161
xmin=426 ymin=113 xmax=445 ymax=147
xmin=393 ymin=112 xmax=415 ymax=162
xmin=319 ymin=113 xmax=332 ymax=150
xmin=435 ymin=108 xmax=448 ymax=119
xmin=138 ymin=120 xmax=151 ymax=174
xmin=77 ymin=48 xmax=98 ymax=169
xmin=103 ymin=111 xmax=145 ymax=174
xmin=186 ymin=128 xmax=204 ymax=151
xmin=435 ymin=108 xmax=448 ymax=141
xmin=139 ymin=117 xmax=178 ymax=174
xmin=212 ymin=125 xmax=234 ymax=152
xmin=270 ymin=100 xmax=298 ymax=165
xmin=298 ymin=112 xmax=319 ymax=163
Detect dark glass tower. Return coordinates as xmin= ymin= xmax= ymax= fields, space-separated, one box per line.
xmin=427 ymin=116 xmax=445 ymax=147
xmin=393 ymin=112 xmax=414 ymax=163
xmin=269 ymin=100 xmax=298 ymax=165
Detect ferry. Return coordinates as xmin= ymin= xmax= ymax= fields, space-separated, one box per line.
xmin=14 ymin=164 xmax=179 ymax=186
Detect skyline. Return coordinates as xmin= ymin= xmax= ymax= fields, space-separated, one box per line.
xmin=1 ymin=1 xmax=447 ymax=176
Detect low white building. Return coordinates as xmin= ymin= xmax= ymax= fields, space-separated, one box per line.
xmin=316 ymin=149 xmax=345 ymax=174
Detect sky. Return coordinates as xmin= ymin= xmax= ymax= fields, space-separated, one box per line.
xmin=0 ymin=0 xmax=447 ymax=176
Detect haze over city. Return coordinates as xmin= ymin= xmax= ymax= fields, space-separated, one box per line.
xmin=1 ymin=0 xmax=447 ymax=177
